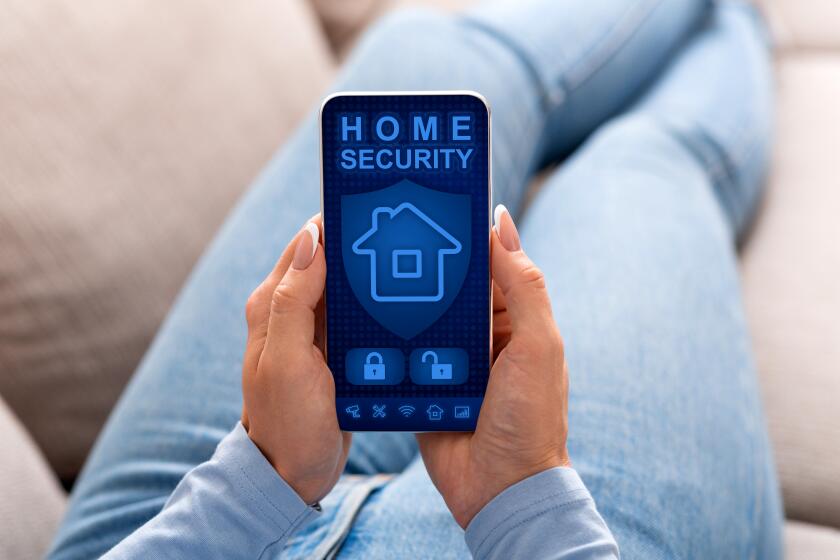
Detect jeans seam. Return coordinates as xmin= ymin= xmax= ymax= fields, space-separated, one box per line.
xmin=656 ymin=114 xmax=764 ymax=235
xmin=563 ymin=0 xmax=664 ymax=93
xmin=461 ymin=0 xmax=665 ymax=109
xmin=258 ymin=508 xmax=316 ymax=560
xmin=309 ymin=474 xmax=392 ymax=559
xmin=458 ymin=16 xmax=554 ymax=110
xmin=711 ymin=129 xmax=763 ymax=233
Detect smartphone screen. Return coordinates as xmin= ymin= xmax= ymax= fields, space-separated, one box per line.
xmin=320 ymin=92 xmax=490 ymax=431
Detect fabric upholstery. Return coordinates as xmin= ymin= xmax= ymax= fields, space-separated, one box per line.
xmin=741 ymin=53 xmax=840 ymax=528
xmin=785 ymin=521 xmax=840 ymax=558
xmin=0 ymin=397 xmax=65 ymax=560
xmin=310 ymin=0 xmax=385 ymax=54
xmin=310 ymin=0 xmax=474 ymax=56
xmin=0 ymin=0 xmax=334 ymax=480
xmin=757 ymin=0 xmax=840 ymax=50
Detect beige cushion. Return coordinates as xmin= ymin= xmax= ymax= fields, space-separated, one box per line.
xmin=310 ymin=0 xmax=475 ymax=57
xmin=0 ymin=397 xmax=65 ymax=560
xmin=312 ymin=0 xmax=840 ymax=54
xmin=786 ymin=521 xmax=840 ymax=558
xmin=0 ymin=0 xmax=334 ymax=480
xmin=310 ymin=0 xmax=385 ymax=53
xmin=741 ymin=53 xmax=840 ymax=527
xmin=757 ymin=0 xmax=840 ymax=51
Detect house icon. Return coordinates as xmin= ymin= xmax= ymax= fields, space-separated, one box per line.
xmin=426 ymin=404 xmax=444 ymax=421
xmin=352 ymin=202 xmax=462 ymax=303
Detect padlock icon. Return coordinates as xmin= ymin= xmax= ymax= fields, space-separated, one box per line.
xmin=422 ymin=351 xmax=452 ymax=380
xmin=363 ymin=352 xmax=386 ymax=380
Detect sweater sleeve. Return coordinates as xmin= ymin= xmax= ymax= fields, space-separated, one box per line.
xmin=102 ymin=423 xmax=319 ymax=559
xmin=464 ymin=467 xmax=619 ymax=559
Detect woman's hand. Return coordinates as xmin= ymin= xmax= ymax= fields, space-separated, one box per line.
xmin=417 ymin=205 xmax=571 ymax=528
xmin=240 ymin=216 xmax=350 ymax=505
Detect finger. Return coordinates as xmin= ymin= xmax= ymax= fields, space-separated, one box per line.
xmin=491 ymin=279 xmax=511 ymax=360
xmin=416 ymin=432 xmax=464 ymax=473
xmin=243 ymin=215 xmax=322 ymax=377
xmin=492 ymin=279 xmax=507 ymax=312
xmin=415 ymin=433 xmax=441 ymax=471
xmin=491 ymin=205 xmax=556 ymax=338
xmin=492 ymin=311 xmax=511 ymax=360
xmin=415 ymin=432 xmax=442 ymax=456
xmin=265 ymin=214 xmax=323 ymax=284
xmin=245 ymin=214 xmax=323 ymax=334
xmin=262 ymin=222 xmax=326 ymax=367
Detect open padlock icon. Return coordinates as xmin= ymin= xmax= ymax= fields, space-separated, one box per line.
xmin=422 ymin=351 xmax=452 ymax=380
xmin=363 ymin=351 xmax=386 ymax=380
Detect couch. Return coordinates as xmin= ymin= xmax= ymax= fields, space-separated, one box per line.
xmin=1 ymin=0 xmax=838 ymax=557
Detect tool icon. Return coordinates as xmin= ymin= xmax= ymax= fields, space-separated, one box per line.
xmin=422 ymin=351 xmax=453 ymax=380
xmin=372 ymin=404 xmax=387 ymax=418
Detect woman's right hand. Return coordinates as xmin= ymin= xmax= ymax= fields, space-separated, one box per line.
xmin=417 ymin=205 xmax=572 ymax=529
xmin=240 ymin=216 xmax=351 ymax=506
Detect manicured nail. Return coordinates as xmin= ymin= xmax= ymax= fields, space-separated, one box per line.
xmin=494 ymin=204 xmax=520 ymax=251
xmin=292 ymin=222 xmax=320 ymax=270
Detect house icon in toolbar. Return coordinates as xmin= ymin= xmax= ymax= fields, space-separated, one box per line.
xmin=426 ymin=404 xmax=444 ymax=421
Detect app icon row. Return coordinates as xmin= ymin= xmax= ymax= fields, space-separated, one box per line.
xmin=345 ymin=347 xmax=468 ymax=385
xmin=344 ymin=403 xmax=471 ymax=421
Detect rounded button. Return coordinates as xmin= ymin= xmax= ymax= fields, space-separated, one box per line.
xmin=345 ymin=348 xmax=405 ymax=385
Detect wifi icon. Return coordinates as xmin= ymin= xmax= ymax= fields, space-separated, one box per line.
xmin=398 ymin=405 xmax=416 ymax=417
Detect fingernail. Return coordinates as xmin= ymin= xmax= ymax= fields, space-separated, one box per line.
xmin=494 ymin=204 xmax=520 ymax=251
xmin=292 ymin=222 xmax=320 ymax=270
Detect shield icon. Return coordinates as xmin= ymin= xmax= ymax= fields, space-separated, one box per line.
xmin=341 ymin=179 xmax=471 ymax=339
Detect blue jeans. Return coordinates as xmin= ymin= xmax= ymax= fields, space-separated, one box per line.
xmin=50 ymin=1 xmax=782 ymax=558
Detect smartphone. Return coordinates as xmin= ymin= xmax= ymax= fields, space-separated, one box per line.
xmin=320 ymin=91 xmax=491 ymax=431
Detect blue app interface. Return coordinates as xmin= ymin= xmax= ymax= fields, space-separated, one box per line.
xmin=322 ymin=93 xmax=490 ymax=431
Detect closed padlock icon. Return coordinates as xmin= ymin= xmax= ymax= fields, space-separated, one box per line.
xmin=363 ymin=352 xmax=386 ymax=380
xmin=422 ymin=351 xmax=452 ymax=380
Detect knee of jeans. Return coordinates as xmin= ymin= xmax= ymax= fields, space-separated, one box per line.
xmin=590 ymin=115 xmax=695 ymax=165
xmin=339 ymin=7 xmax=522 ymax=94
xmin=586 ymin=114 xmax=748 ymax=234
xmin=724 ymin=0 xmax=773 ymax=47
xmin=584 ymin=114 xmax=720 ymax=197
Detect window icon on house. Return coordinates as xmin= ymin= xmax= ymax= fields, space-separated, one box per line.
xmin=351 ymin=202 xmax=462 ymax=303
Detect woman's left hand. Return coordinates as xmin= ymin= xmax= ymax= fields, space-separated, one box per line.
xmin=240 ymin=215 xmax=350 ymax=505
xmin=417 ymin=207 xmax=571 ymax=529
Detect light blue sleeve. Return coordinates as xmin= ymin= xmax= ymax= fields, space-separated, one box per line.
xmin=102 ymin=423 xmax=319 ymax=559
xmin=464 ymin=467 xmax=620 ymax=559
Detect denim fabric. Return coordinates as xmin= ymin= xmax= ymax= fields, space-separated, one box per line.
xmin=49 ymin=1 xmax=781 ymax=558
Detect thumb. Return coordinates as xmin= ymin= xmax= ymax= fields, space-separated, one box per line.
xmin=264 ymin=222 xmax=325 ymax=360
xmin=491 ymin=205 xmax=555 ymax=338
